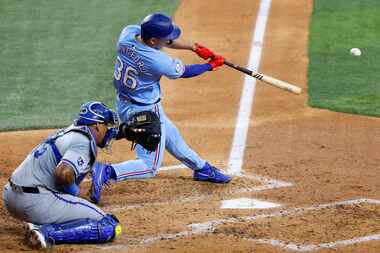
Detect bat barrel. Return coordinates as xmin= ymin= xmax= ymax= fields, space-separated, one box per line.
xmin=224 ymin=60 xmax=301 ymax=95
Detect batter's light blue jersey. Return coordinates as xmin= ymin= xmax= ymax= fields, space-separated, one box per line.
xmin=113 ymin=25 xmax=185 ymax=105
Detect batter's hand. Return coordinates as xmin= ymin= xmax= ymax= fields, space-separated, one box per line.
xmin=194 ymin=43 xmax=215 ymax=60
xmin=208 ymin=55 xmax=225 ymax=70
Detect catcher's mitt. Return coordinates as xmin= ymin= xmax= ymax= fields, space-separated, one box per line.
xmin=116 ymin=111 xmax=161 ymax=152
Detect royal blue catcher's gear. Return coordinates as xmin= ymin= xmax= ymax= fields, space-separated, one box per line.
xmin=98 ymin=127 xmax=118 ymax=149
xmin=25 ymin=214 xmax=121 ymax=249
xmin=193 ymin=162 xmax=231 ymax=183
xmin=74 ymin=101 xmax=119 ymax=149
xmin=75 ymin=101 xmax=118 ymax=126
xmin=90 ymin=162 xmax=115 ymax=204
xmin=140 ymin=13 xmax=181 ymax=40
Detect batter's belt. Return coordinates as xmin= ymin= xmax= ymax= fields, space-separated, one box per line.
xmin=118 ymin=94 xmax=161 ymax=106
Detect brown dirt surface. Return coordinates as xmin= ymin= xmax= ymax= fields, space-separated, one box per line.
xmin=215 ymin=202 xmax=380 ymax=244
xmin=1 ymin=0 xmax=380 ymax=252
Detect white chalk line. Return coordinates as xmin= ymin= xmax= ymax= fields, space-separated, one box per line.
xmin=227 ymin=0 xmax=272 ymax=175
xmin=250 ymin=235 xmax=380 ymax=252
xmin=186 ymin=199 xmax=380 ymax=234
xmin=98 ymin=198 xmax=380 ymax=251
xmin=160 ymin=163 xmax=293 ymax=188
xmin=159 ymin=163 xmax=187 ymax=171
xmin=104 ymin=164 xmax=293 ymax=212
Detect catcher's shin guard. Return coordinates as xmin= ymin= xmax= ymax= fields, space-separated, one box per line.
xmin=37 ymin=214 xmax=121 ymax=245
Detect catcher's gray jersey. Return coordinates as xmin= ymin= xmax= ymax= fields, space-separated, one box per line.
xmin=3 ymin=125 xmax=105 ymax=224
xmin=11 ymin=125 xmax=96 ymax=191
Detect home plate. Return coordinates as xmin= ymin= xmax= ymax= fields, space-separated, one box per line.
xmin=221 ymin=198 xmax=281 ymax=209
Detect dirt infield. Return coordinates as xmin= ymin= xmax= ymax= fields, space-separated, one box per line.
xmin=1 ymin=0 xmax=380 ymax=252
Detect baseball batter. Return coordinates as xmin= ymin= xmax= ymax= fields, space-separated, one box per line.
xmin=90 ymin=13 xmax=231 ymax=204
xmin=2 ymin=102 xmax=121 ymax=249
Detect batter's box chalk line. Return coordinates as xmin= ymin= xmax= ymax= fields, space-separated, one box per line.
xmin=98 ymin=199 xmax=380 ymax=251
xmin=104 ymin=163 xmax=293 ymax=212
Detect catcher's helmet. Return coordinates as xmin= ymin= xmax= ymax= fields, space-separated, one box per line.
xmin=140 ymin=13 xmax=181 ymax=40
xmin=75 ymin=101 xmax=117 ymax=126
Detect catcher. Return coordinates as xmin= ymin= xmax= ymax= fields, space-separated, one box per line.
xmin=2 ymin=101 xmax=160 ymax=249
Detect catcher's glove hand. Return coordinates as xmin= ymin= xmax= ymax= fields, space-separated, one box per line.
xmin=116 ymin=111 xmax=161 ymax=152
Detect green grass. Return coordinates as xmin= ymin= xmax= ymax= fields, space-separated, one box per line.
xmin=0 ymin=0 xmax=179 ymax=131
xmin=308 ymin=0 xmax=380 ymax=116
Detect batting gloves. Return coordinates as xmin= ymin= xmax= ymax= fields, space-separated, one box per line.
xmin=208 ymin=55 xmax=225 ymax=70
xmin=194 ymin=43 xmax=215 ymax=60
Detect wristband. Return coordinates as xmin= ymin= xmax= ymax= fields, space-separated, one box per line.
xmin=63 ymin=182 xmax=80 ymax=196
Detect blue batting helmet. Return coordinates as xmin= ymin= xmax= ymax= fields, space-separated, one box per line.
xmin=74 ymin=101 xmax=117 ymax=126
xmin=140 ymin=13 xmax=181 ymax=40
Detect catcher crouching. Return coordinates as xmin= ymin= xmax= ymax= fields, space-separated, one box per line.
xmin=2 ymin=102 xmax=158 ymax=249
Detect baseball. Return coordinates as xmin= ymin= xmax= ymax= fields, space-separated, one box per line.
xmin=350 ymin=48 xmax=361 ymax=56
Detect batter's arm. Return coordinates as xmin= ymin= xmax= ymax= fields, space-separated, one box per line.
xmin=166 ymin=40 xmax=217 ymax=62
xmin=165 ymin=38 xmax=195 ymax=51
xmin=180 ymin=64 xmax=211 ymax=78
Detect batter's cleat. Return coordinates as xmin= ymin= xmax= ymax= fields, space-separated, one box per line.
xmin=25 ymin=228 xmax=49 ymax=249
xmin=90 ymin=162 xmax=112 ymax=204
xmin=193 ymin=162 xmax=231 ymax=183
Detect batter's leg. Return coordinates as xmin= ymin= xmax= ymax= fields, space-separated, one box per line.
xmin=163 ymin=114 xmax=206 ymax=170
xmin=111 ymin=103 xmax=166 ymax=181
xmin=160 ymin=106 xmax=231 ymax=183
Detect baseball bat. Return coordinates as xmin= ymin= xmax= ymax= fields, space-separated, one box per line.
xmin=224 ymin=60 xmax=302 ymax=94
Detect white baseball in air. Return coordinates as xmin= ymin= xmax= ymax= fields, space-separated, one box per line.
xmin=350 ymin=48 xmax=361 ymax=57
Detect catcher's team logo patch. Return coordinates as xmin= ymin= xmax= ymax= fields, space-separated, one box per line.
xmin=77 ymin=157 xmax=84 ymax=167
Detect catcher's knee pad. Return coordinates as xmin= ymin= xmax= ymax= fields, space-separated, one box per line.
xmin=40 ymin=214 xmax=121 ymax=245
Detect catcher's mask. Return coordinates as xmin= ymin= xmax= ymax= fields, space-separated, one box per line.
xmin=74 ymin=101 xmax=119 ymax=149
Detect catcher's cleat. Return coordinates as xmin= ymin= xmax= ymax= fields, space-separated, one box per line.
xmin=24 ymin=222 xmax=40 ymax=237
xmin=25 ymin=228 xmax=49 ymax=249
xmin=193 ymin=162 xmax=231 ymax=183
xmin=90 ymin=162 xmax=112 ymax=204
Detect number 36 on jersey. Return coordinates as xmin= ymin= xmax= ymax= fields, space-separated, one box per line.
xmin=114 ymin=56 xmax=138 ymax=89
